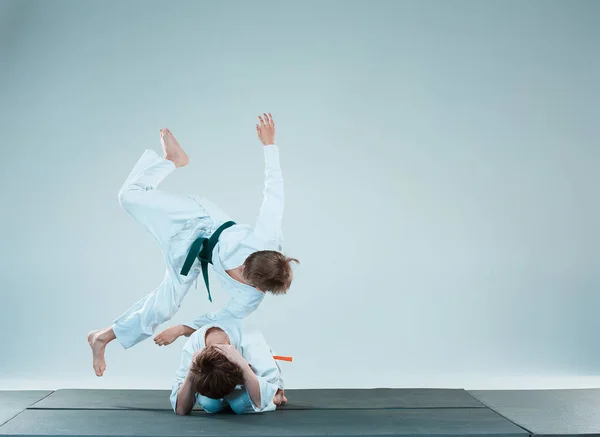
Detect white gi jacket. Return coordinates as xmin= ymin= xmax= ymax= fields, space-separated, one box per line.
xmin=169 ymin=318 xmax=283 ymax=414
xmin=112 ymin=145 xmax=284 ymax=349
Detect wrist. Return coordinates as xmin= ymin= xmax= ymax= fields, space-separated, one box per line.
xmin=241 ymin=363 xmax=254 ymax=381
xmin=179 ymin=325 xmax=195 ymax=337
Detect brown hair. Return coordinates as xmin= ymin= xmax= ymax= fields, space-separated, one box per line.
xmin=189 ymin=345 xmax=245 ymax=399
xmin=243 ymin=250 xmax=299 ymax=294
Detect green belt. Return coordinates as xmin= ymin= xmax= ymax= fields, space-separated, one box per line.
xmin=180 ymin=220 xmax=236 ymax=302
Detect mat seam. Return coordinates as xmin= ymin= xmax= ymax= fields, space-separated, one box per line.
xmin=0 ymin=390 xmax=56 ymax=428
xmin=30 ymin=391 xmax=55 ymax=407
xmin=468 ymin=396 xmax=534 ymax=437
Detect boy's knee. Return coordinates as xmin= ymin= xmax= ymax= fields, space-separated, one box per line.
xmin=199 ymin=397 xmax=224 ymax=414
xmin=228 ymin=391 xmax=252 ymax=415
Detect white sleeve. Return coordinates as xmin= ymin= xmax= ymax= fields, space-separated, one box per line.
xmin=244 ymin=331 xmax=281 ymax=412
xmin=252 ymin=378 xmax=279 ymax=413
xmin=227 ymin=375 xmax=279 ymax=414
xmin=169 ymin=334 xmax=199 ymax=412
xmin=271 ymin=349 xmax=284 ymax=390
xmin=253 ymin=145 xmax=284 ymax=247
xmin=185 ymin=299 xmax=258 ymax=331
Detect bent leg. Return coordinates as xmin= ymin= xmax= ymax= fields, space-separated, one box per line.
xmin=112 ymin=269 xmax=194 ymax=349
xmin=197 ymin=395 xmax=227 ymax=414
xmin=118 ymin=149 xmax=208 ymax=246
xmin=227 ymin=389 xmax=258 ymax=415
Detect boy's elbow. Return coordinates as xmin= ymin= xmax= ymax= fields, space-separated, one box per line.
xmin=175 ymin=406 xmax=191 ymax=416
xmin=174 ymin=397 xmax=193 ymax=416
xmin=117 ymin=186 xmax=139 ymax=209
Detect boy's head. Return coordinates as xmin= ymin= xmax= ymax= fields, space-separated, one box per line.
xmin=243 ymin=250 xmax=299 ymax=294
xmin=190 ymin=345 xmax=244 ymax=399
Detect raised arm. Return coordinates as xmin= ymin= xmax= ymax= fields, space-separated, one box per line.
xmin=254 ymin=113 xmax=284 ymax=245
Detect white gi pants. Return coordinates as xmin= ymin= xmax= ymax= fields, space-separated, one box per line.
xmin=112 ymin=149 xmax=214 ymax=349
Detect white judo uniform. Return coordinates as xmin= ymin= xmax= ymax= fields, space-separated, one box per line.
xmin=170 ymin=318 xmax=283 ymax=414
xmin=112 ymin=145 xmax=284 ymax=349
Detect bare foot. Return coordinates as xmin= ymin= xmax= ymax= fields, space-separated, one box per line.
xmin=273 ymin=389 xmax=287 ymax=406
xmin=160 ymin=128 xmax=189 ymax=168
xmin=87 ymin=327 xmax=115 ymax=377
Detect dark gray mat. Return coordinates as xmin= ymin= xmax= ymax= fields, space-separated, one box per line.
xmin=0 ymin=408 xmax=528 ymax=437
xmin=30 ymin=388 xmax=485 ymax=410
xmin=30 ymin=389 xmax=180 ymax=411
xmin=469 ymin=389 xmax=600 ymax=436
xmin=0 ymin=391 xmax=52 ymax=426
xmin=283 ymin=388 xmax=486 ymax=410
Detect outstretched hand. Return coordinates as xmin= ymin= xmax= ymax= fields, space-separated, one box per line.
xmin=154 ymin=326 xmax=182 ymax=346
xmin=257 ymin=113 xmax=276 ymax=146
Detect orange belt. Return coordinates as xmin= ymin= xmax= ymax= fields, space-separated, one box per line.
xmin=273 ymin=355 xmax=293 ymax=362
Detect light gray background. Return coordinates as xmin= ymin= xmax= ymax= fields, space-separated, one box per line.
xmin=1 ymin=0 xmax=598 ymax=390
